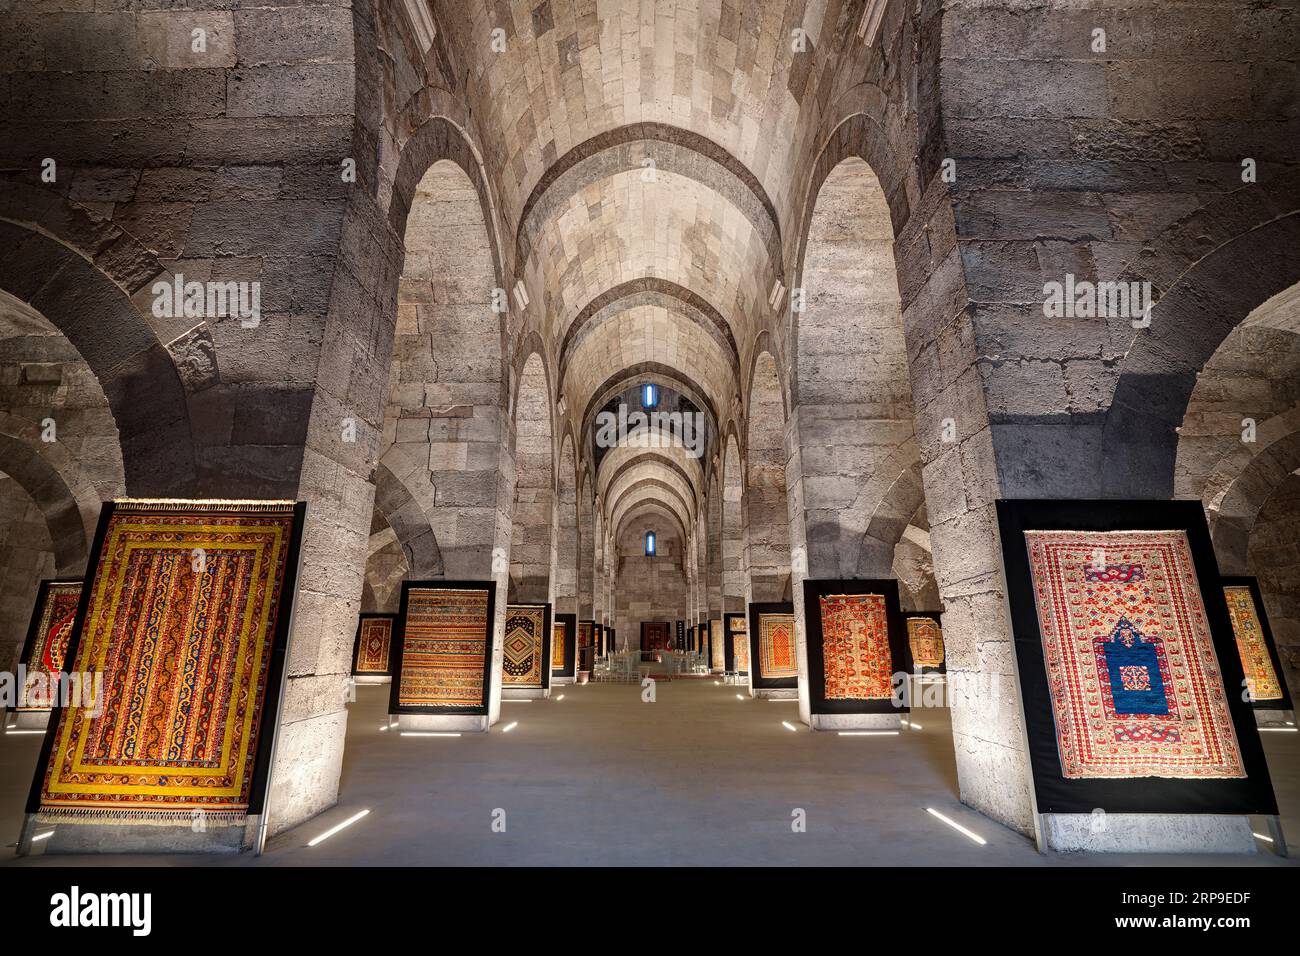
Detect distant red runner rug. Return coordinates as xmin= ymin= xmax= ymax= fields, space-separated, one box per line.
xmin=503 ymin=605 xmax=545 ymax=687
xmin=758 ymin=613 xmax=796 ymax=678
xmin=18 ymin=580 xmax=82 ymax=711
xmin=1223 ymin=585 xmax=1283 ymax=702
xmin=907 ymin=617 xmax=944 ymax=669
xmin=1025 ymin=529 xmax=1244 ymax=779
xmin=399 ymin=588 xmax=489 ymax=708
xmin=819 ymin=594 xmax=891 ymax=700
xmin=354 ymin=617 xmax=392 ymax=675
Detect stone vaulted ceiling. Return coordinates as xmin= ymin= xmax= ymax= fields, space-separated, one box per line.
xmin=437 ymin=0 xmax=858 ymax=542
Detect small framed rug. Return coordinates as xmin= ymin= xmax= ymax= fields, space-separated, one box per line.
xmin=389 ymin=581 xmax=495 ymax=716
xmin=905 ymin=614 xmax=945 ymax=674
xmin=1221 ymin=576 xmax=1293 ymax=712
xmin=709 ymin=620 xmax=724 ymax=671
xmin=998 ymin=499 xmax=1276 ymax=815
xmin=503 ymin=603 xmax=551 ymax=690
xmin=552 ymin=612 xmax=576 ymax=679
xmin=723 ymin=612 xmax=747 ymax=674
xmin=16 ymin=579 xmax=83 ymax=711
xmin=745 ymin=604 xmax=796 ymax=688
xmin=351 ymin=613 xmax=396 ymax=677
xmin=26 ymin=498 xmax=303 ymax=829
xmin=802 ymin=580 xmax=910 ymax=715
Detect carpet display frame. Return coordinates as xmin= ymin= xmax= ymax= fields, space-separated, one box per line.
xmin=904 ymin=613 xmax=946 ymax=675
xmin=723 ymin=611 xmax=748 ymax=676
xmin=503 ymin=603 xmax=552 ymax=690
xmin=676 ymin=620 xmax=685 ymax=651
xmin=709 ymin=619 xmax=724 ymax=671
xmin=578 ymin=619 xmax=595 ymax=673
xmin=351 ymin=613 xmax=396 ymax=677
xmin=25 ymin=498 xmax=304 ymax=829
xmin=389 ymin=580 xmax=496 ymax=716
xmin=1221 ymin=576 xmax=1293 ymax=712
xmin=640 ymin=620 xmax=671 ymax=653
xmin=552 ymin=612 xmax=576 ymax=679
xmin=997 ymin=499 xmax=1277 ymax=816
xmin=15 ymin=578 xmax=84 ymax=712
xmin=803 ymin=579 xmax=910 ymax=715
xmin=746 ymin=602 xmax=797 ymax=688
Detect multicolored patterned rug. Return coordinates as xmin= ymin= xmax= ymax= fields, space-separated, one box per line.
xmin=907 ymin=617 xmax=944 ymax=669
xmin=1223 ymin=585 xmax=1283 ymax=703
xmin=1025 ymin=529 xmax=1244 ymax=779
xmin=819 ymin=594 xmax=891 ymax=699
xmin=758 ymin=613 xmax=797 ymax=678
xmin=398 ymin=588 xmax=490 ymax=708
xmin=18 ymin=580 xmax=82 ymax=711
xmin=710 ymin=620 xmax=724 ymax=671
xmin=503 ymin=605 xmax=545 ymax=687
xmin=552 ymin=622 xmax=565 ymax=669
xmin=36 ymin=499 xmax=298 ymax=825
xmin=354 ymin=616 xmax=392 ymax=675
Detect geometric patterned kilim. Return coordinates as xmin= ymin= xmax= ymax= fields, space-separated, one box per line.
xmin=819 ymin=594 xmax=891 ymax=700
xmin=729 ymin=615 xmax=749 ymax=673
xmin=906 ymin=617 xmax=944 ymax=669
xmin=398 ymin=588 xmax=490 ymax=708
xmin=354 ymin=617 xmax=392 ymax=675
xmin=18 ymin=580 xmax=82 ymax=711
xmin=503 ymin=605 xmax=545 ymax=687
xmin=1025 ymin=529 xmax=1245 ymax=780
xmin=36 ymin=500 xmax=299 ymax=825
xmin=551 ymin=622 xmax=565 ymax=670
xmin=1223 ymin=586 xmax=1283 ymax=703
xmin=757 ymin=613 xmax=796 ymax=679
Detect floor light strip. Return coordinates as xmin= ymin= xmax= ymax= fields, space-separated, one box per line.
xmin=1258 ymin=727 xmax=1298 ymax=732
xmin=926 ymin=807 xmax=987 ymax=845
xmin=735 ymin=694 xmax=745 ymax=700
xmin=837 ymin=730 xmax=898 ymax=736
xmin=307 ymin=809 xmax=370 ymax=847
xmin=1252 ymin=831 xmax=1274 ymax=843
xmin=781 ymin=721 xmax=798 ymax=732
xmin=3 ymin=729 xmax=45 ymax=735
xmin=31 ymin=831 xmax=54 ymax=843
xmin=400 ymin=731 xmax=461 ymax=737
xmin=501 ymin=721 xmax=518 ymax=733
xmin=555 ymin=694 xmax=565 ymax=701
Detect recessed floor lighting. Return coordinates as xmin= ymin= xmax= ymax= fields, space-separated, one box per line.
xmin=735 ymin=694 xmax=745 ymax=700
xmin=1252 ymin=831 xmax=1274 ymax=843
xmin=31 ymin=831 xmax=54 ymax=843
xmin=501 ymin=721 xmax=518 ymax=733
xmin=837 ymin=730 xmax=898 ymax=736
xmin=400 ymin=731 xmax=461 ymax=737
xmin=307 ymin=809 xmax=370 ymax=847
xmin=503 ymin=699 xmax=531 ymax=703
xmin=1258 ymin=727 xmax=1297 ymax=732
xmin=3 ymin=729 xmax=44 ymax=735
xmin=555 ymin=694 xmax=565 ymax=701
xmin=926 ymin=807 xmax=987 ymax=845
xmin=781 ymin=721 xmax=798 ymax=732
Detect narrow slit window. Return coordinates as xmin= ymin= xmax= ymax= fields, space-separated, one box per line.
xmin=642 ymin=383 xmax=658 ymax=408
xmin=645 ymin=531 xmax=656 ymax=556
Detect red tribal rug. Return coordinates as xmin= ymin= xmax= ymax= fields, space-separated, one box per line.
xmin=354 ymin=616 xmax=392 ymax=675
xmin=907 ymin=617 xmax=944 ymax=668
xmin=36 ymin=499 xmax=298 ymax=825
xmin=399 ymin=588 xmax=490 ymax=708
xmin=503 ymin=605 xmax=545 ymax=687
xmin=1025 ymin=530 xmax=1244 ymax=779
xmin=551 ymin=622 xmax=565 ymax=669
xmin=819 ymin=594 xmax=891 ymax=700
xmin=1223 ymin=585 xmax=1283 ymax=702
xmin=18 ymin=580 xmax=82 ymax=711
xmin=758 ymin=613 xmax=797 ymax=678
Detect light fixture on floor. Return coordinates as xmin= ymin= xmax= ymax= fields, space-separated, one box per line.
xmin=781 ymin=721 xmax=798 ymax=732
xmin=555 ymin=694 xmax=565 ymax=701
xmin=837 ymin=730 xmax=898 ymax=736
xmin=1253 ymin=831 xmax=1275 ymax=843
xmin=31 ymin=831 xmax=54 ymax=843
xmin=307 ymin=809 xmax=370 ymax=847
xmin=735 ymin=694 xmax=744 ymax=700
xmin=400 ymin=731 xmax=461 ymax=737
xmin=1258 ymin=727 xmax=1298 ymax=732
xmin=3 ymin=729 xmax=44 ymax=735
xmin=925 ymin=807 xmax=987 ymax=845
xmin=503 ymin=699 xmax=531 ymax=703
xmin=501 ymin=721 xmax=518 ymax=732
xmin=902 ymin=719 xmax=923 ymax=730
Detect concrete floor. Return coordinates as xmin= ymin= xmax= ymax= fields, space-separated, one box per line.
xmin=2 ymin=673 xmax=1297 ymax=866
